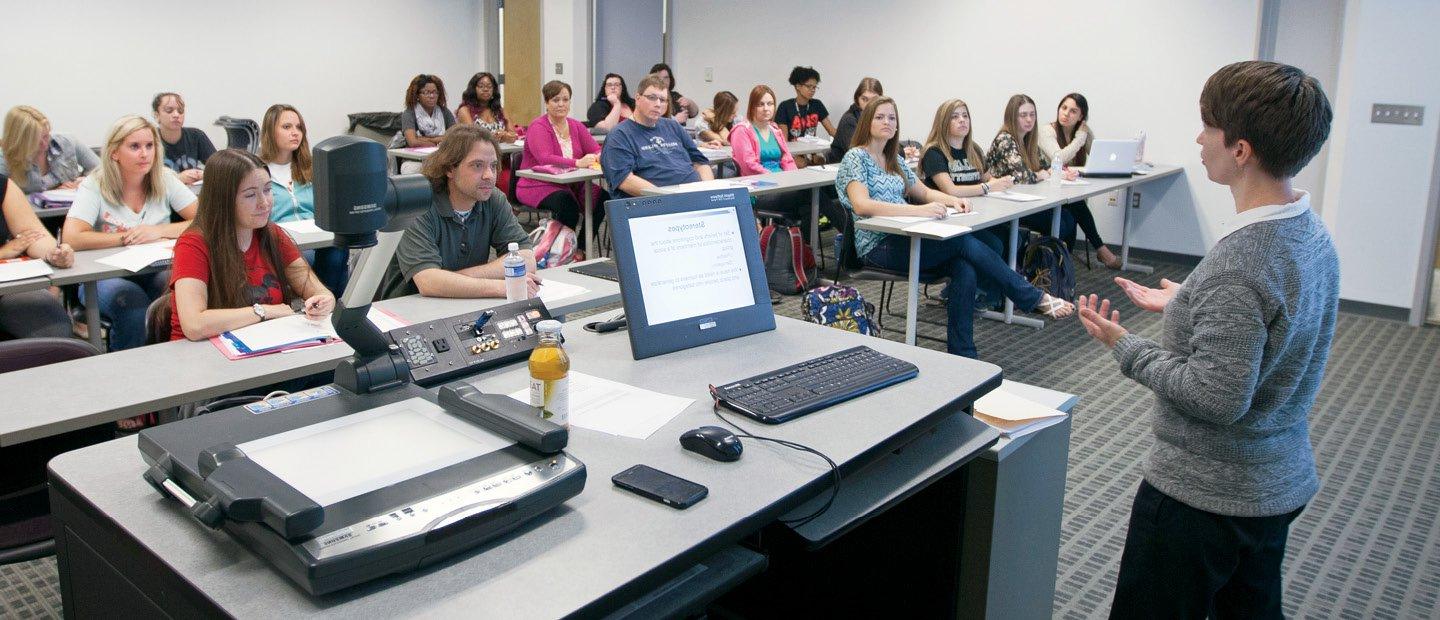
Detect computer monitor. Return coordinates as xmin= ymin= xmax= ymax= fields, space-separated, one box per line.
xmin=605 ymin=189 xmax=775 ymax=359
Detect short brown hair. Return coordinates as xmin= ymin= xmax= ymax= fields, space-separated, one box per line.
xmin=542 ymin=80 xmax=571 ymax=102
xmin=1200 ymin=60 xmax=1332 ymax=179
xmin=852 ymin=77 xmax=883 ymax=109
xmin=421 ymin=124 xmax=499 ymax=193
xmin=746 ymin=85 xmax=775 ymax=124
xmin=636 ymin=73 xmax=669 ymax=97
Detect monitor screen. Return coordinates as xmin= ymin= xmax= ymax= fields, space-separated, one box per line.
xmin=629 ymin=206 xmax=756 ymax=326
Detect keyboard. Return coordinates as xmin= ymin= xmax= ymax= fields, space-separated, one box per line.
xmin=710 ymin=346 xmax=918 ymax=424
xmin=570 ymin=259 xmax=619 ymax=282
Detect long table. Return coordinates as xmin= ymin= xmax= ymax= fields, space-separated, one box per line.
xmin=643 ymin=167 xmax=837 ymax=260
xmin=47 ymin=316 xmax=1008 ymax=617
xmin=856 ymin=165 xmax=1184 ymax=344
xmin=0 ymin=261 xmax=619 ymax=447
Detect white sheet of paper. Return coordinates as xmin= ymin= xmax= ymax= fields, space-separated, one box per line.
xmin=535 ymin=279 xmax=589 ymax=304
xmin=226 ymin=314 xmax=338 ymax=351
xmin=95 ymin=243 xmax=175 ymax=272
xmin=810 ymin=164 xmax=840 ymax=172
xmin=366 ymin=307 xmax=409 ymax=331
xmin=699 ymin=148 xmax=730 ymax=158
xmin=276 ymin=218 xmax=324 ymax=235
xmin=884 ymin=211 xmax=979 ymax=224
xmin=39 ymin=188 xmax=77 ymax=202
xmin=507 ymin=372 xmax=693 ymax=439
xmin=658 ymin=179 xmax=746 ymax=194
xmin=1060 ymin=179 xmax=1091 ymax=186
xmin=902 ymin=221 xmax=971 ymax=237
xmin=0 ymin=259 xmax=53 ymax=282
xmin=989 ymin=191 xmax=1045 ymax=202
xmin=796 ymin=136 xmax=830 ymax=145
xmin=974 ymin=388 xmax=1067 ymax=422
xmin=405 ymin=146 xmax=438 ymax=154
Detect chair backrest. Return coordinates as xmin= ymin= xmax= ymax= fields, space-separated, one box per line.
xmin=214 ymin=116 xmax=260 ymax=153
xmin=0 ymin=337 xmax=99 ymax=374
xmin=145 ymin=292 xmax=173 ymax=346
xmin=836 ymin=208 xmax=866 ymax=279
xmin=346 ymin=111 xmax=402 ymax=145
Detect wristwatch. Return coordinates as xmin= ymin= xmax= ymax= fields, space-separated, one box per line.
xmin=253 ymin=303 xmax=266 ymax=321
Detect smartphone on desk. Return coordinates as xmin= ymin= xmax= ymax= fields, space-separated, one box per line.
xmin=612 ymin=464 xmax=708 ymax=509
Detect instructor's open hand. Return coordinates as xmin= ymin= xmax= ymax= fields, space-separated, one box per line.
xmin=1078 ymin=294 xmax=1128 ymax=348
xmin=1115 ymin=276 xmax=1180 ymax=313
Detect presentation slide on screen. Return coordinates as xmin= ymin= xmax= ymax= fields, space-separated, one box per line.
xmin=630 ymin=207 xmax=755 ymax=326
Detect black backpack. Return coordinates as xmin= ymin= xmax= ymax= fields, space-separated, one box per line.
xmin=759 ymin=222 xmax=817 ymax=294
xmin=1021 ymin=236 xmax=1075 ymax=301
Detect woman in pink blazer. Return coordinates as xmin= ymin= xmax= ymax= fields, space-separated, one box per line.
xmin=517 ymin=80 xmax=605 ymax=248
xmin=728 ymin=85 xmax=797 ymax=177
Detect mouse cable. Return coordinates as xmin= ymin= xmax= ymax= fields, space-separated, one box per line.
xmin=707 ymin=386 xmax=841 ymax=530
xmin=583 ymin=312 xmax=627 ymax=334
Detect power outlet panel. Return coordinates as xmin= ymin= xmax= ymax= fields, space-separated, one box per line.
xmin=1372 ymin=104 xmax=1424 ymax=126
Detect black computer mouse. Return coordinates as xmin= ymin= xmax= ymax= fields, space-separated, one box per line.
xmin=679 ymin=426 xmax=743 ymax=462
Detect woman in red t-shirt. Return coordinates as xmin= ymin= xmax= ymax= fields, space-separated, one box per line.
xmin=169 ymin=149 xmax=334 ymax=341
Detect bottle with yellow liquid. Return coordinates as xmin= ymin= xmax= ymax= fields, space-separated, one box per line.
xmin=528 ymin=320 xmax=569 ymax=427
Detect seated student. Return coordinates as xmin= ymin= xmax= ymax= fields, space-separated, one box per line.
xmin=260 ymin=104 xmax=349 ymax=295
xmin=837 ymin=97 xmax=1072 ymax=359
xmin=728 ymin=85 xmax=810 ymax=220
xmin=0 ymin=174 xmax=75 ymax=339
xmin=517 ymin=80 xmax=606 ymax=251
xmin=0 ymin=105 xmax=100 ymax=194
xmin=456 ymin=72 xmax=520 ymax=143
xmin=830 ymin=77 xmax=883 ymax=163
xmin=1039 ymin=93 xmax=1120 ymax=268
xmin=152 ymin=92 xmax=216 ymax=186
xmin=920 ymin=99 xmax=1014 ymax=199
xmin=696 ymin=91 xmax=738 ymax=146
xmin=393 ymin=74 xmax=456 ymax=148
xmin=586 ymin=73 xmax=635 ymax=132
xmin=601 ymin=73 xmax=714 ymax=198
xmin=63 ymin=115 xmax=198 ymax=351
xmin=381 ymin=125 xmax=541 ymax=299
xmin=169 ymin=149 xmax=334 ymax=342
xmin=984 ymin=94 xmax=1078 ymax=244
xmin=776 ymin=66 xmax=837 ymax=166
xmin=648 ymin=63 xmax=699 ymax=123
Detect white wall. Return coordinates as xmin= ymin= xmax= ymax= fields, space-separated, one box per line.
xmin=1321 ymin=0 xmax=1440 ymax=310
xmin=541 ymin=0 xmax=592 ymax=104
xmin=2 ymin=0 xmax=485 ymax=151
xmin=669 ymin=0 xmax=1261 ymax=257
xmin=1273 ymin=0 xmax=1345 ymax=210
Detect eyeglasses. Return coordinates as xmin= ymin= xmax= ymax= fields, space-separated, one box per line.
xmin=800 ymin=82 xmax=819 ymax=91
xmin=640 ymin=93 xmax=670 ymax=104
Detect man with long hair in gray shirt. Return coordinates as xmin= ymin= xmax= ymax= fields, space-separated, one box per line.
xmin=1078 ymin=60 xmax=1336 ymax=619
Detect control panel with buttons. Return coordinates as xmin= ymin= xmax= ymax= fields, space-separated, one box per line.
xmin=385 ymin=297 xmax=554 ymax=387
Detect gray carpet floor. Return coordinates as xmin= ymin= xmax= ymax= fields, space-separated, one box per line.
xmin=4 ymin=254 xmax=1437 ymax=619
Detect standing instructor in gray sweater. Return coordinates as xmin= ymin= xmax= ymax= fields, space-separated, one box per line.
xmin=1078 ymin=61 xmax=1336 ymax=619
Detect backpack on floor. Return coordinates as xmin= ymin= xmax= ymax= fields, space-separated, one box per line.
xmin=1021 ymin=236 xmax=1075 ymax=301
xmin=759 ymin=222 xmax=817 ymax=294
xmin=529 ymin=218 xmax=578 ymax=268
xmin=802 ymin=284 xmax=879 ymax=336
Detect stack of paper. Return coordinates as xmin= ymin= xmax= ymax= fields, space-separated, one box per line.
xmin=0 ymin=257 xmax=54 ymax=282
xmin=989 ymin=191 xmax=1045 ymax=202
xmin=973 ymin=388 xmax=1069 ymax=438
xmin=507 ymin=372 xmax=693 ymax=439
xmin=39 ymin=188 xmax=77 ymax=204
xmin=211 ymin=307 xmax=409 ymax=359
xmin=404 ymin=146 xmax=438 ymax=154
xmin=276 ymin=219 xmax=325 ymax=235
xmin=95 ymin=240 xmax=176 ymax=272
xmin=903 ymin=221 xmax=971 ymax=237
xmin=535 ymin=280 xmax=589 ymax=304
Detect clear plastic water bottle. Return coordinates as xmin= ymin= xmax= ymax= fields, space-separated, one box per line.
xmin=503 ymin=242 xmax=527 ymax=301
xmin=1136 ymin=131 xmax=1147 ymax=163
xmin=1050 ymin=154 xmax=1064 ymax=188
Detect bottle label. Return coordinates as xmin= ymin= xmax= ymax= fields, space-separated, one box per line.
xmin=529 ymin=374 xmax=569 ymax=426
xmin=505 ymin=262 xmax=526 ymax=278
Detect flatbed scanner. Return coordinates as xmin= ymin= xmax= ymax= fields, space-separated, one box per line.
xmin=137 ymin=136 xmax=586 ymax=595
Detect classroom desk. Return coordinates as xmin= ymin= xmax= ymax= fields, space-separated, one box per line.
xmin=512 ymin=167 xmax=608 ymax=258
xmin=643 ymin=167 xmax=836 ymax=257
xmin=388 ymin=135 xmax=611 ymax=174
xmin=48 ymin=316 xmax=1006 ymax=617
xmin=857 ymin=165 xmax=1183 ymax=345
xmin=46 ymin=228 xmax=337 ymax=351
xmin=0 ymin=261 xmax=618 ymax=448
xmin=786 ymin=138 xmax=832 ymax=160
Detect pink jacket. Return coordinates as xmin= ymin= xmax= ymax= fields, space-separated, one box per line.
xmin=516 ymin=115 xmax=602 ymax=208
xmin=728 ymin=121 xmax=797 ymax=176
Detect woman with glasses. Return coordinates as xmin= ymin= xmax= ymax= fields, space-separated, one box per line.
xmin=776 ymin=66 xmax=835 ymax=166
xmin=457 ymin=72 xmax=520 ymax=143
xmin=836 ymin=97 xmax=1072 ymax=358
xmin=586 ymin=73 xmax=635 ymax=132
xmin=394 ymin=74 xmax=456 ymax=148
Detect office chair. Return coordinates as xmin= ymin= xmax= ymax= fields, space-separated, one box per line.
xmin=214 ymin=116 xmax=260 ymax=154
xmin=0 ymin=337 xmax=110 ymax=565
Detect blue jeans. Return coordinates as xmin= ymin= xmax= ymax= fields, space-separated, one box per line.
xmin=863 ymin=230 xmax=1042 ymax=358
xmin=79 ymin=271 xmax=168 ymax=351
xmin=304 ymin=247 xmax=350 ymax=297
xmin=1019 ymin=208 xmax=1077 ymax=247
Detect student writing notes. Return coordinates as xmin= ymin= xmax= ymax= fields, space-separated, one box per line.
xmin=836 ymin=98 xmax=1072 ymax=359
xmin=600 ymin=73 xmax=714 ymax=198
xmin=1 ymin=106 xmax=99 ymax=194
xmin=1078 ymin=61 xmax=1336 ymax=619
xmin=170 ymin=149 xmax=334 ymax=341
xmin=1039 ymin=93 xmax=1121 ymax=268
xmin=381 ymin=125 xmax=540 ymax=299
xmin=260 ymin=104 xmax=349 ymax=295
xmin=63 ymin=115 xmax=198 ymax=351
xmin=0 ymin=174 xmax=74 ymax=339
xmin=152 ymin=92 xmax=216 ymax=185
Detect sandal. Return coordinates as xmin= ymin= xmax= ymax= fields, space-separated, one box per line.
xmin=1036 ymin=294 xmax=1075 ymax=319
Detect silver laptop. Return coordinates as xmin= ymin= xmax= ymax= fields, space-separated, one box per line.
xmin=1082 ymin=139 xmax=1140 ymax=177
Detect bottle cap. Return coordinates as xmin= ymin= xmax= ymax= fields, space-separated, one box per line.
xmin=535 ymin=320 xmax=563 ymax=334
xmin=508 ymin=242 xmax=519 ymax=251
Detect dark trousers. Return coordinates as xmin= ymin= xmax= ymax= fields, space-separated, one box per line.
xmin=1063 ymin=200 xmax=1105 ymax=249
xmin=1110 ymin=480 xmax=1305 ymax=620
xmin=537 ymin=189 xmax=608 ymax=248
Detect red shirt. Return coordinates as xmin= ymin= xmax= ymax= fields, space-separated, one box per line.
xmin=169 ymin=226 xmax=302 ymax=341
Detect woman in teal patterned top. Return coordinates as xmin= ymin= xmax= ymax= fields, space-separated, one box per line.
xmin=835 ymin=97 xmax=1073 ymax=358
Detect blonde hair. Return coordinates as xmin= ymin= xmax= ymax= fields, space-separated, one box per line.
xmin=95 ymin=115 xmax=169 ymax=206
xmin=922 ymin=99 xmax=985 ymax=174
xmin=3 ymin=106 xmax=49 ymax=180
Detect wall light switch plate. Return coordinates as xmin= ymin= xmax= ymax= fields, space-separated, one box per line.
xmin=555 ymin=62 xmax=563 ymax=75
xmin=1372 ymin=104 xmax=1424 ymax=126
xmin=704 ymin=67 xmax=713 ymax=82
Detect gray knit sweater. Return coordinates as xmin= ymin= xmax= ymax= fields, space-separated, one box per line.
xmin=1112 ymin=205 xmax=1338 ymax=517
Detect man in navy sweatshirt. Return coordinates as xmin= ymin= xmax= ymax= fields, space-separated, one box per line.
xmin=601 ymin=73 xmax=714 ymax=197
